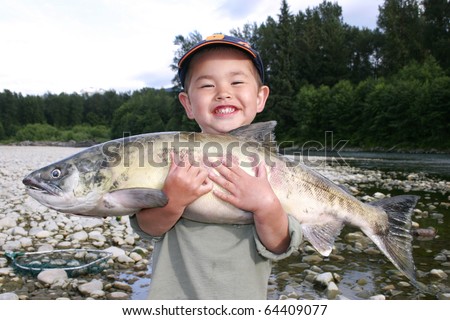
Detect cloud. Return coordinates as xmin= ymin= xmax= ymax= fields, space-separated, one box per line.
xmin=0 ymin=0 xmax=383 ymax=95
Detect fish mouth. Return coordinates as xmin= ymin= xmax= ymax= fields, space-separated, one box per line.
xmin=22 ymin=176 xmax=62 ymax=196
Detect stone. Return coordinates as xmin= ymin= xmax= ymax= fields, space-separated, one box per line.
xmin=107 ymin=292 xmax=129 ymax=300
xmin=11 ymin=226 xmax=28 ymax=236
xmin=113 ymin=281 xmax=132 ymax=292
xmin=78 ymin=279 xmax=104 ymax=296
xmin=315 ymin=272 xmax=334 ymax=286
xmin=90 ymin=290 xmax=106 ymax=299
xmin=129 ymin=252 xmax=143 ymax=262
xmin=71 ymin=230 xmax=88 ymax=241
xmin=2 ymin=240 xmax=21 ymax=251
xmin=89 ymin=230 xmax=107 ymax=242
xmin=302 ymin=255 xmax=323 ymax=264
xmin=104 ymin=246 xmax=126 ymax=258
xmin=0 ymin=292 xmax=19 ymax=300
xmin=438 ymin=293 xmax=450 ymax=300
xmin=37 ymin=269 xmax=68 ymax=285
xmin=0 ymin=217 xmax=17 ymax=228
xmin=430 ymin=269 xmax=448 ymax=279
xmin=326 ymin=282 xmax=339 ymax=299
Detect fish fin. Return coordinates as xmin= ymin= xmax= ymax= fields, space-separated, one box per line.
xmin=367 ymin=195 xmax=420 ymax=285
xmin=228 ymin=121 xmax=277 ymax=150
xmin=302 ymin=220 xmax=344 ymax=256
xmin=105 ymin=188 xmax=168 ymax=209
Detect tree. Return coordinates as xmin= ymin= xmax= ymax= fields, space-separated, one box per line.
xmin=422 ymin=0 xmax=450 ymax=72
xmin=377 ymin=0 xmax=424 ymax=74
xmin=170 ymin=31 xmax=203 ymax=90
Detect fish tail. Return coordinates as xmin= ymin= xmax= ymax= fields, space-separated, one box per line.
xmin=367 ymin=195 xmax=420 ymax=286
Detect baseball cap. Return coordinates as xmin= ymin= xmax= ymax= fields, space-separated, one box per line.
xmin=177 ymin=33 xmax=264 ymax=88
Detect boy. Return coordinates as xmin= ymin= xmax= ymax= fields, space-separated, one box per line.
xmin=130 ymin=34 xmax=302 ymax=299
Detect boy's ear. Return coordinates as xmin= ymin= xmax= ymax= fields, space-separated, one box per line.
xmin=256 ymin=85 xmax=270 ymax=113
xmin=178 ymin=92 xmax=195 ymax=119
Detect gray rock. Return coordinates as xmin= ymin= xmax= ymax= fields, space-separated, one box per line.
xmin=302 ymin=255 xmax=323 ymax=264
xmin=89 ymin=230 xmax=107 ymax=242
xmin=315 ymin=272 xmax=334 ymax=286
xmin=0 ymin=217 xmax=17 ymax=228
xmin=430 ymin=269 xmax=448 ymax=279
xmin=3 ymin=240 xmax=21 ymax=251
xmin=37 ymin=269 xmax=68 ymax=285
xmin=107 ymin=292 xmax=129 ymax=300
xmin=0 ymin=292 xmax=19 ymax=300
xmin=78 ymin=279 xmax=103 ymax=296
xmin=326 ymin=282 xmax=339 ymax=299
xmin=104 ymin=246 xmax=126 ymax=258
xmin=71 ymin=230 xmax=89 ymax=241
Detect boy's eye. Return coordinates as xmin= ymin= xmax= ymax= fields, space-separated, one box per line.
xmin=231 ymin=81 xmax=244 ymax=85
xmin=200 ymin=84 xmax=214 ymax=88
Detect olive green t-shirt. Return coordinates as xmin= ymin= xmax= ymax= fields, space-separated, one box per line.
xmin=130 ymin=215 xmax=302 ymax=299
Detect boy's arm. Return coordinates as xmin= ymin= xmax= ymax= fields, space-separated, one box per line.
xmin=135 ymin=153 xmax=213 ymax=236
xmin=208 ymin=161 xmax=291 ymax=254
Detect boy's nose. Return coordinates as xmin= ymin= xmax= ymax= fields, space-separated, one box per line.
xmin=215 ymin=87 xmax=231 ymax=100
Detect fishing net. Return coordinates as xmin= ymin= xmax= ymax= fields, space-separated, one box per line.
xmin=5 ymin=249 xmax=112 ymax=277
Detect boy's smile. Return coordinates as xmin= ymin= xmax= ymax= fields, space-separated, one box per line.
xmin=178 ymin=48 xmax=269 ymax=134
xmin=213 ymin=105 xmax=238 ymax=116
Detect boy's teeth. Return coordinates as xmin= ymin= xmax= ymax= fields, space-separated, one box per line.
xmin=215 ymin=107 xmax=235 ymax=114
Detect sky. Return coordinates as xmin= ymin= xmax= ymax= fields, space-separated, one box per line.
xmin=0 ymin=0 xmax=384 ymax=95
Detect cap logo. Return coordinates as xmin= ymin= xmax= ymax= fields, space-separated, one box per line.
xmin=206 ymin=34 xmax=225 ymax=41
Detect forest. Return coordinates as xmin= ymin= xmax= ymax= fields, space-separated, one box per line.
xmin=0 ymin=0 xmax=449 ymax=151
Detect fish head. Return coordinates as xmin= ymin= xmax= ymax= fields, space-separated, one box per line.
xmin=22 ymin=149 xmax=108 ymax=214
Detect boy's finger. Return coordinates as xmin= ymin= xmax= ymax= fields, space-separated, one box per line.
xmin=256 ymin=161 xmax=267 ymax=178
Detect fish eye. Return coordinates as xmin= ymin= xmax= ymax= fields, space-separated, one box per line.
xmin=51 ymin=168 xmax=62 ymax=179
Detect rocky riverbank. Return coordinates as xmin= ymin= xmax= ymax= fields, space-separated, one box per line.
xmin=0 ymin=146 xmax=449 ymax=300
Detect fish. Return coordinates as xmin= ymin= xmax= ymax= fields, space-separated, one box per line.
xmin=22 ymin=121 xmax=419 ymax=285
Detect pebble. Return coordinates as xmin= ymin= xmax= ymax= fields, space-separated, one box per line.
xmin=107 ymin=291 xmax=129 ymax=299
xmin=37 ymin=269 xmax=68 ymax=285
xmin=315 ymin=272 xmax=334 ymax=286
xmin=429 ymin=269 xmax=448 ymax=279
xmin=113 ymin=281 xmax=132 ymax=292
xmin=326 ymin=282 xmax=339 ymax=299
xmin=302 ymin=255 xmax=323 ymax=264
xmin=78 ymin=279 xmax=104 ymax=296
xmin=0 ymin=292 xmax=19 ymax=300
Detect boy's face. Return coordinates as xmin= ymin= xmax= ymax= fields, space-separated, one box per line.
xmin=178 ymin=49 xmax=269 ymax=134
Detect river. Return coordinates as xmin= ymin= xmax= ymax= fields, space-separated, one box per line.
xmin=269 ymin=151 xmax=450 ymax=300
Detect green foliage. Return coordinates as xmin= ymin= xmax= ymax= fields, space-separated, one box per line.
xmin=14 ymin=123 xmax=111 ymax=142
xmin=291 ymin=60 xmax=450 ymax=150
xmin=15 ymin=123 xmax=60 ymax=141
xmin=61 ymin=125 xmax=111 ymax=142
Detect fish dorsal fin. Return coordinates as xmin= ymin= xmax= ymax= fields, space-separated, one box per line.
xmin=228 ymin=121 xmax=278 ymax=151
xmin=302 ymin=220 xmax=344 ymax=256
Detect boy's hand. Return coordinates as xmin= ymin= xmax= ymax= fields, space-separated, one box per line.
xmin=208 ymin=159 xmax=290 ymax=254
xmin=208 ymin=160 xmax=281 ymax=217
xmin=135 ymin=152 xmax=212 ymax=237
xmin=164 ymin=152 xmax=213 ymax=212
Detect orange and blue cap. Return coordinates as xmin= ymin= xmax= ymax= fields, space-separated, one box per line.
xmin=177 ymin=34 xmax=264 ymax=88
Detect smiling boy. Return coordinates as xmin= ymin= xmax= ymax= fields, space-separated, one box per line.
xmin=130 ymin=34 xmax=302 ymax=299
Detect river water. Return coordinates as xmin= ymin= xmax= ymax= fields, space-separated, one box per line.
xmin=270 ymin=151 xmax=450 ymax=300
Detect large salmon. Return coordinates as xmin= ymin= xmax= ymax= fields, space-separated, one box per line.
xmin=22 ymin=122 xmax=419 ymax=284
